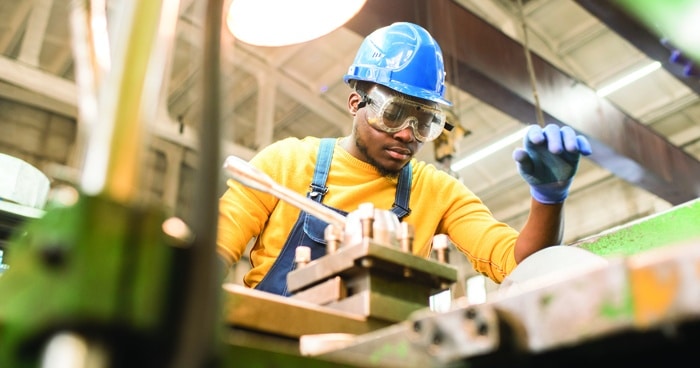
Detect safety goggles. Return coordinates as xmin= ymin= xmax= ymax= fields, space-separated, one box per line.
xmin=361 ymin=87 xmax=446 ymax=142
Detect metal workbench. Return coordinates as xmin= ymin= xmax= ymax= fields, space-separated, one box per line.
xmin=221 ymin=198 xmax=700 ymax=367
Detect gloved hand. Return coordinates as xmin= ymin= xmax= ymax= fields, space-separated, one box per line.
xmin=512 ymin=124 xmax=592 ymax=204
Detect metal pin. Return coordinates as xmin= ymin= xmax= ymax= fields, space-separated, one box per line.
xmin=358 ymin=202 xmax=375 ymax=245
xmin=432 ymin=234 xmax=450 ymax=264
xmin=295 ymin=246 xmax=311 ymax=269
xmin=325 ymin=224 xmax=342 ymax=254
xmin=397 ymin=222 xmax=414 ymax=253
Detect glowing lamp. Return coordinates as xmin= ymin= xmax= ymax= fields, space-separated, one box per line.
xmin=226 ymin=0 xmax=367 ymax=47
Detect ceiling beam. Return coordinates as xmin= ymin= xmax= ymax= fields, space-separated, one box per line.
xmin=17 ymin=0 xmax=53 ymax=67
xmin=0 ymin=55 xmax=255 ymax=160
xmin=574 ymin=0 xmax=700 ymax=95
xmin=177 ymin=20 xmax=351 ymax=133
xmin=345 ymin=0 xmax=700 ymax=205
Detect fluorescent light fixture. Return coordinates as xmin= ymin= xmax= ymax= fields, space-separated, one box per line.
xmin=226 ymin=0 xmax=367 ymax=47
xmin=596 ymin=61 xmax=661 ymax=97
xmin=451 ymin=126 xmax=529 ymax=172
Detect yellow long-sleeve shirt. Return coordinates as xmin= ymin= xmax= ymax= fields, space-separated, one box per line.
xmin=217 ymin=136 xmax=519 ymax=287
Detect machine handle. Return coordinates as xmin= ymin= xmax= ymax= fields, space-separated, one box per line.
xmin=223 ymin=155 xmax=346 ymax=229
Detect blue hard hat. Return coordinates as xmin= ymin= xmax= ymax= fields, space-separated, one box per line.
xmin=344 ymin=22 xmax=452 ymax=106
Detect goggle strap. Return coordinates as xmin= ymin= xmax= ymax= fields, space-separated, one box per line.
xmin=357 ymin=90 xmax=371 ymax=109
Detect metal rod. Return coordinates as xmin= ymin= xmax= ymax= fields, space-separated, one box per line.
xmin=223 ymin=155 xmax=347 ymax=229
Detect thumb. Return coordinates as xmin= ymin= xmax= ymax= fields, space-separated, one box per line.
xmin=513 ymin=148 xmax=533 ymax=173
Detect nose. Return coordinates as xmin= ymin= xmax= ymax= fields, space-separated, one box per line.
xmin=392 ymin=124 xmax=418 ymax=143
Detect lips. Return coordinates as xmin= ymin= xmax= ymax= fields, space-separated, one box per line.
xmin=386 ymin=146 xmax=412 ymax=160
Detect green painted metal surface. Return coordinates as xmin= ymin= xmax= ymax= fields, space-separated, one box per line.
xmin=223 ymin=344 xmax=358 ymax=368
xmin=573 ymin=198 xmax=700 ymax=257
xmin=0 ymin=194 xmax=193 ymax=367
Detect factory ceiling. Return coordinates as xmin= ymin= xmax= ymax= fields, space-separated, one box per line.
xmin=347 ymin=0 xmax=700 ymax=206
xmin=0 ymin=0 xmax=698 ymax=242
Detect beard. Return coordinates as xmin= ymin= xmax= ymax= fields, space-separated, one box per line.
xmin=353 ymin=128 xmax=402 ymax=179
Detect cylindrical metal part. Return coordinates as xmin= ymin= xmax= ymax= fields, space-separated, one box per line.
xmin=397 ymin=222 xmax=414 ymax=253
xmin=372 ymin=209 xmax=400 ymax=248
xmin=432 ymin=234 xmax=450 ymax=264
xmin=223 ymin=155 xmax=347 ymax=230
xmin=295 ymin=246 xmax=311 ymax=268
xmin=358 ymin=202 xmax=375 ymax=244
xmin=324 ymin=224 xmax=342 ymax=253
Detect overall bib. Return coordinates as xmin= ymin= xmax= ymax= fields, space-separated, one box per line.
xmin=255 ymin=138 xmax=413 ymax=296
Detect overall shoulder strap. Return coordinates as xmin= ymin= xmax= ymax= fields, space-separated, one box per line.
xmin=309 ymin=138 xmax=412 ymax=219
xmin=391 ymin=163 xmax=412 ymax=220
xmin=308 ymin=138 xmax=336 ymax=203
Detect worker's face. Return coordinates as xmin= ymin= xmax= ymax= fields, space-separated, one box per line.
xmin=348 ymin=86 xmax=426 ymax=178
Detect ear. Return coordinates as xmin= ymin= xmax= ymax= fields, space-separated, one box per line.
xmin=348 ymin=91 xmax=362 ymax=115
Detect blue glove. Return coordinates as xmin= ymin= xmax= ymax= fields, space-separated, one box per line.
xmin=512 ymin=124 xmax=592 ymax=204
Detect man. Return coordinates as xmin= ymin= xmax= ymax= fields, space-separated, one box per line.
xmin=217 ymin=22 xmax=591 ymax=296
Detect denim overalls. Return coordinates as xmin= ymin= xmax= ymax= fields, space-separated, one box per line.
xmin=254 ymin=138 xmax=413 ymax=296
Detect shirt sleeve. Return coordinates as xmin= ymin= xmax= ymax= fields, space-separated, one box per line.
xmin=216 ymin=143 xmax=284 ymax=266
xmin=436 ymin=170 xmax=520 ymax=283
xmin=216 ymin=137 xmax=315 ymax=268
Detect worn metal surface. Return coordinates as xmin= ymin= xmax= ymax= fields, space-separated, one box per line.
xmin=287 ymin=240 xmax=457 ymax=322
xmin=221 ymin=283 xmax=390 ymax=339
xmin=345 ymin=0 xmax=700 ymax=205
xmin=315 ymin=305 xmax=502 ymax=368
xmin=311 ymin=238 xmax=700 ymax=367
xmin=572 ymin=197 xmax=700 ymax=257
xmin=217 ymin=198 xmax=700 ymax=367
xmin=288 ymin=241 xmax=458 ymax=292
xmin=490 ymin=257 xmax=633 ymax=353
xmin=303 ymin=197 xmax=700 ymax=367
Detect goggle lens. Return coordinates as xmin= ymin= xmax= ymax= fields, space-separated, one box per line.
xmin=364 ymin=88 xmax=446 ymax=142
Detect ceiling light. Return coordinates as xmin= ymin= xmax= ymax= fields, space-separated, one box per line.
xmin=451 ymin=126 xmax=529 ymax=172
xmin=596 ymin=61 xmax=661 ymax=97
xmin=226 ymin=0 xmax=367 ymax=47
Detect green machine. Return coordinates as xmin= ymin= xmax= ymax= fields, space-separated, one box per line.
xmin=0 ymin=1 xmax=225 ymax=367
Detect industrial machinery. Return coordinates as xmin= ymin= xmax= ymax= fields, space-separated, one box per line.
xmin=0 ymin=0 xmax=699 ymax=367
xmin=222 ymin=155 xmax=458 ymax=324
xmin=221 ymin=155 xmax=700 ymax=368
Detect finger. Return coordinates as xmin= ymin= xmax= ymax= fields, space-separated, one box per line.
xmin=561 ymin=126 xmax=578 ymax=152
xmin=525 ymin=124 xmax=545 ymax=145
xmin=577 ymin=136 xmax=593 ymax=156
xmin=543 ymin=124 xmax=563 ymax=153
xmin=512 ymin=148 xmax=529 ymax=163
xmin=512 ymin=148 xmax=534 ymax=173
